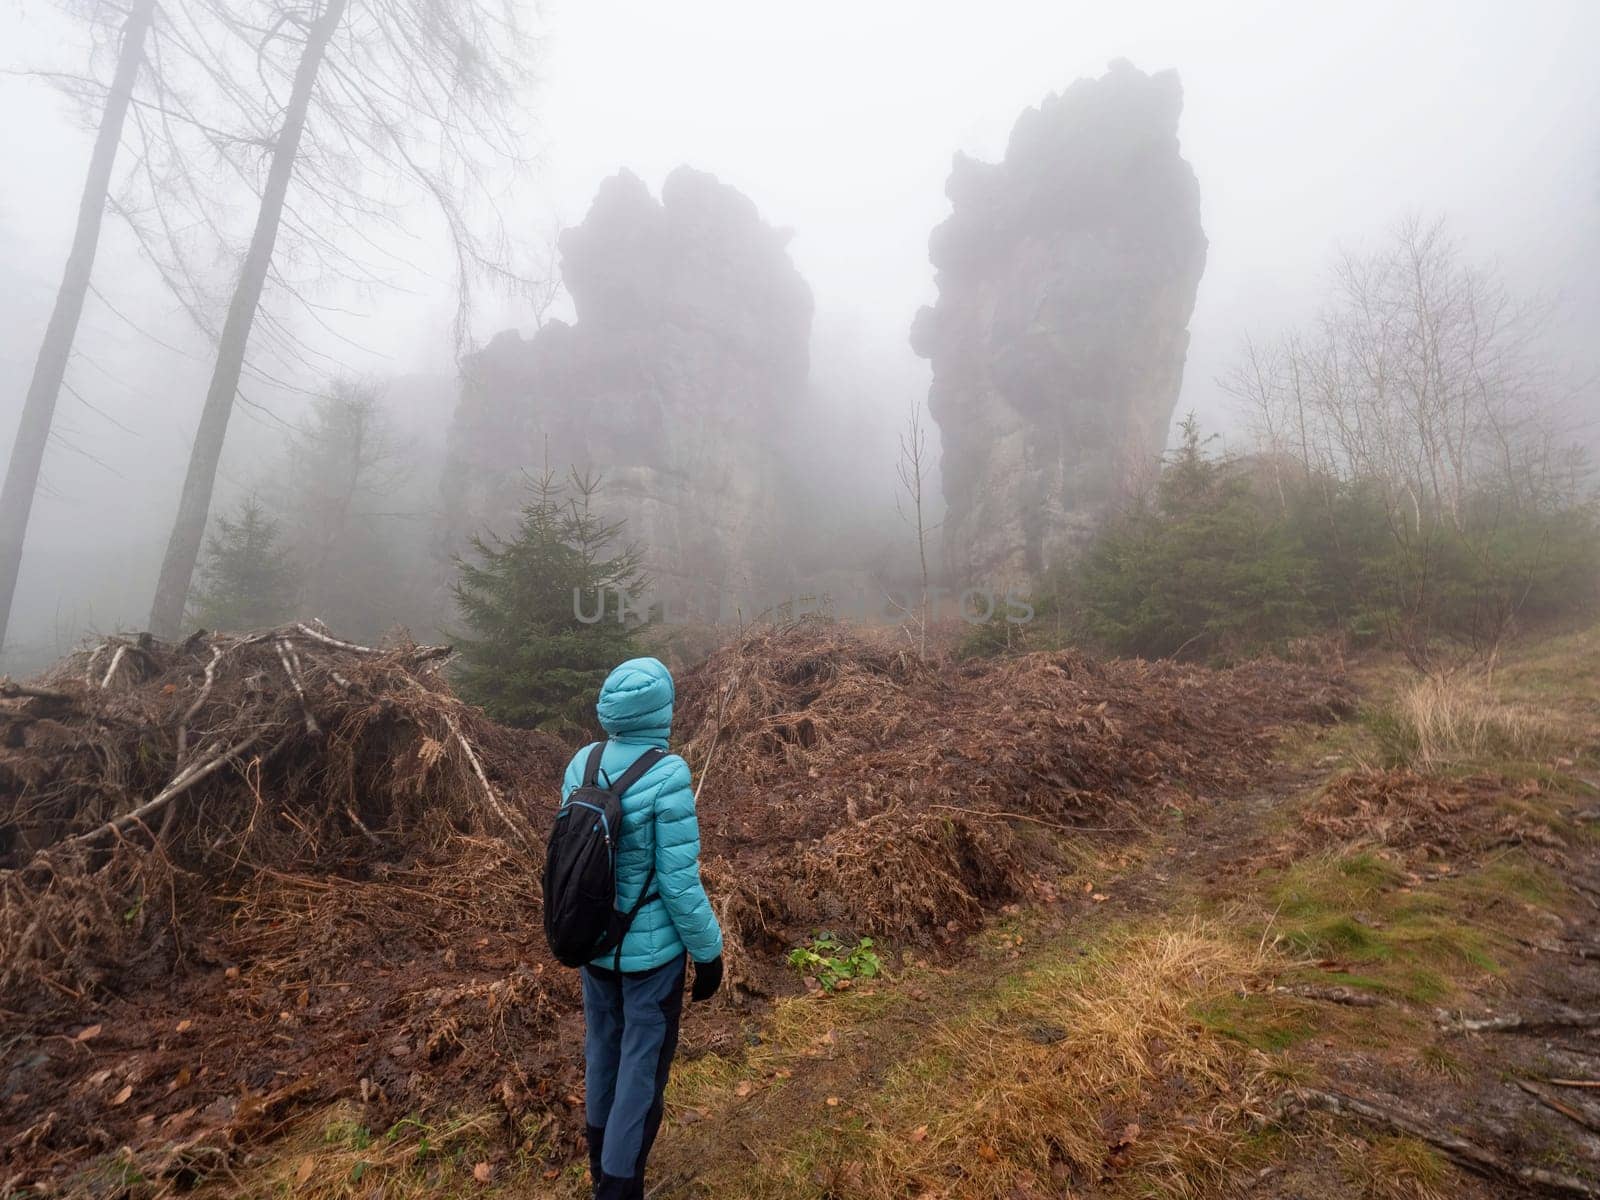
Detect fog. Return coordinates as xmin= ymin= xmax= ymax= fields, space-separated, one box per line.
xmin=1 ymin=0 xmax=1596 ymax=670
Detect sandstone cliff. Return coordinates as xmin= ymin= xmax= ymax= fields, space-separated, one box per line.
xmin=442 ymin=167 xmax=813 ymax=613
xmin=912 ymin=60 xmax=1208 ymax=584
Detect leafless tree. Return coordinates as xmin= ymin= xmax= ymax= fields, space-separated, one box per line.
xmin=1223 ymin=216 xmax=1590 ymax=663
xmin=895 ymin=401 xmax=938 ymax=660
xmin=131 ymin=0 xmax=538 ymax=638
xmin=0 ymin=0 xmax=156 ymax=653
xmin=277 ymin=377 xmax=409 ymax=636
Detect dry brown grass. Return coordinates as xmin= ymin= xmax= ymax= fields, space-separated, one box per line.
xmin=1386 ymin=673 xmax=1557 ymax=768
xmin=765 ymin=924 xmax=1276 ymax=1199
xmin=1339 ymin=1133 xmax=1452 ymax=1200
xmin=186 ymin=1102 xmax=588 ymax=1200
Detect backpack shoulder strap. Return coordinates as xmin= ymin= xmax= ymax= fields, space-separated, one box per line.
xmin=614 ymin=863 xmax=658 ymax=971
xmin=609 ymin=747 xmax=666 ymax=797
xmin=581 ymin=742 xmax=606 ymax=788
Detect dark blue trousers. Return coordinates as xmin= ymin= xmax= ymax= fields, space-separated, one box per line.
xmin=581 ymin=955 xmax=686 ymax=1193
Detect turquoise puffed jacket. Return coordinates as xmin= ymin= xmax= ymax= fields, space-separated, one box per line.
xmin=560 ymin=657 xmax=723 ymax=972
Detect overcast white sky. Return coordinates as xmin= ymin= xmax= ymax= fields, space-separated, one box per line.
xmin=529 ymin=0 xmax=1600 ymax=417
xmin=1 ymin=0 xmax=1597 ymax=659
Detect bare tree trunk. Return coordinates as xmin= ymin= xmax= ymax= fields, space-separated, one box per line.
xmin=147 ymin=0 xmax=348 ymax=639
xmin=897 ymin=403 xmax=935 ymax=662
xmin=0 ymin=0 xmax=156 ymax=653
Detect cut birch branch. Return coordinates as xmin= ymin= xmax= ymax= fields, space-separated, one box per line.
xmin=344 ymin=803 xmax=382 ymax=847
xmin=1439 ymin=1006 xmax=1600 ymax=1034
xmin=52 ymin=735 xmax=262 ymax=853
xmin=1274 ymin=984 xmax=1390 ymax=1007
xmin=100 ymin=644 xmax=128 ymax=689
xmin=1295 ymin=1087 xmax=1600 ymax=1198
xmin=0 ymin=681 xmax=75 ymax=704
xmin=291 ymin=623 xmax=379 ymax=654
xmin=1517 ymin=1079 xmax=1600 ymax=1135
xmin=275 ymin=638 xmax=320 ymax=736
xmin=178 ymin=641 xmax=227 ymax=758
xmin=437 ymin=704 xmax=531 ymax=849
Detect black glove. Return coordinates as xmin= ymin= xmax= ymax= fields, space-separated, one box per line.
xmin=690 ymin=955 xmax=723 ymax=1002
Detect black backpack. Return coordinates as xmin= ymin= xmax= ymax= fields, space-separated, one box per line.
xmin=542 ymin=743 xmax=665 ymax=969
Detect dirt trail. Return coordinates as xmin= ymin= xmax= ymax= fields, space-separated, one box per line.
xmin=648 ymin=715 xmax=1600 ymax=1199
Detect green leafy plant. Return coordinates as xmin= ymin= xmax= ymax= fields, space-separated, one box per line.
xmin=787 ymin=933 xmax=882 ymax=992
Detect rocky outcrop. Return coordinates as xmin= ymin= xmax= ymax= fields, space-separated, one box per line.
xmin=442 ymin=167 xmax=813 ymax=612
xmin=912 ymin=60 xmax=1207 ymax=583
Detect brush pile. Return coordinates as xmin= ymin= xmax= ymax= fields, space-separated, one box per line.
xmin=0 ymin=620 xmax=1350 ymax=1195
xmin=2 ymin=625 xmax=571 ymax=1194
xmin=678 ymin=624 xmax=1353 ymax=984
xmin=2 ymin=624 xmax=559 ymax=1013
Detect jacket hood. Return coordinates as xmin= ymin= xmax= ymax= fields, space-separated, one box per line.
xmin=596 ymin=657 xmax=675 ymax=744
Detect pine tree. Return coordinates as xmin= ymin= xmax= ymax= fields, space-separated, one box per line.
xmin=452 ymin=470 xmax=648 ymax=733
xmin=280 ymin=379 xmax=408 ymax=639
xmin=188 ymin=498 xmax=299 ymax=632
xmin=1071 ymin=415 xmax=1316 ymax=659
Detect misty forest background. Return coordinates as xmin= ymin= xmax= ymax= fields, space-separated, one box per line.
xmin=1 ymin=1 xmax=1597 ymax=737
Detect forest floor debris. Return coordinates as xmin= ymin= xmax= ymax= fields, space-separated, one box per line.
xmin=0 ymin=620 xmax=1354 ymax=1195
xmin=641 ymin=623 xmax=1600 ymax=1200
xmin=40 ymin=618 xmax=1600 ymax=1198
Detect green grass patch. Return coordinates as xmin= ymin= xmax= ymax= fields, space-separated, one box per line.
xmin=1315 ymin=970 xmax=1394 ymax=993
xmin=1444 ymin=856 xmax=1567 ymax=910
xmin=1193 ymin=993 xmax=1319 ymax=1052
xmin=1276 ymin=713 xmax=1387 ymax=773
xmin=1265 ymin=851 xmax=1506 ymax=1004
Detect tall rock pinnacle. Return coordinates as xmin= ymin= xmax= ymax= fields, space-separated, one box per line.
xmin=442 ymin=166 xmax=814 ymax=613
xmin=913 ymin=60 xmax=1208 ymax=583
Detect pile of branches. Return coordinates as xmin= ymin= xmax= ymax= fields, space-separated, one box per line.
xmin=2 ymin=625 xmax=577 ymax=1193
xmin=1 ymin=623 xmax=557 ymax=1017
xmin=676 ymin=623 xmax=1354 ymax=986
xmin=678 ymin=624 xmax=1354 ymax=833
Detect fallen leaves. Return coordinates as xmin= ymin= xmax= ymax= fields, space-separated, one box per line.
xmin=74 ymin=1023 xmax=102 ymax=1042
xmin=1106 ymin=1121 xmax=1141 ymax=1170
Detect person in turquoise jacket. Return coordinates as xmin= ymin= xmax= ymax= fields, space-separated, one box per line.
xmin=561 ymin=656 xmax=722 ymax=1200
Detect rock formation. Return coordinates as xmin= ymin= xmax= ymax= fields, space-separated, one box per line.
xmin=442 ymin=167 xmax=813 ymax=613
xmin=912 ymin=60 xmax=1208 ymax=583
